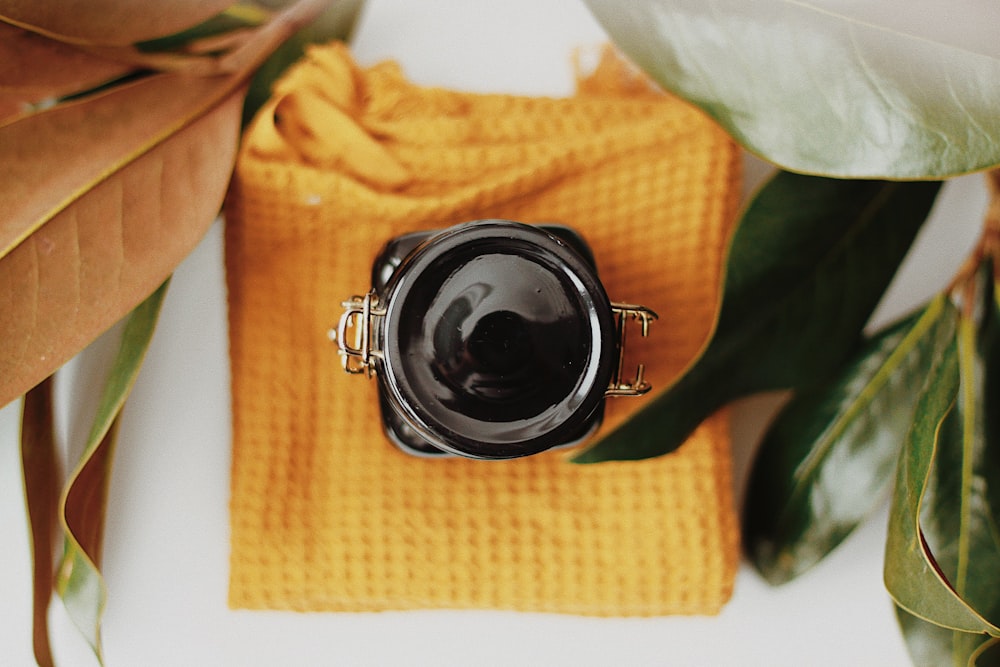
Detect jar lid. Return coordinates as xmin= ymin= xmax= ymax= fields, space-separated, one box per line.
xmin=377 ymin=220 xmax=616 ymax=459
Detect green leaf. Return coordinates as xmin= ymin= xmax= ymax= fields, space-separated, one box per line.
xmin=887 ymin=265 xmax=1000 ymax=665
xmin=574 ymin=173 xmax=942 ymax=463
xmin=923 ymin=283 xmax=1000 ymax=618
xmin=744 ymin=296 xmax=953 ymax=585
xmin=54 ymin=280 xmax=168 ymax=663
xmin=135 ymin=5 xmax=269 ymax=53
xmin=884 ymin=290 xmax=1000 ymax=639
xmin=983 ymin=271 xmax=1000 ymax=527
xmin=971 ymin=637 xmax=1000 ymax=667
xmin=895 ymin=605 xmax=1000 ymax=667
xmin=20 ymin=377 xmax=59 ymax=667
xmin=584 ymin=0 xmax=1000 ymax=179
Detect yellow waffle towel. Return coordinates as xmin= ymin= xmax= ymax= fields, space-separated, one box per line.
xmin=225 ymin=43 xmax=741 ymax=615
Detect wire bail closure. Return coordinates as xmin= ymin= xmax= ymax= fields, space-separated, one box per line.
xmin=333 ymin=291 xmax=657 ymax=396
xmin=607 ymin=303 xmax=657 ymax=397
xmin=332 ymin=290 xmax=384 ymax=377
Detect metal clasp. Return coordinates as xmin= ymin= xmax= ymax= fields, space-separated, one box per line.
xmin=329 ymin=290 xmax=385 ymax=377
xmin=607 ymin=303 xmax=658 ymax=397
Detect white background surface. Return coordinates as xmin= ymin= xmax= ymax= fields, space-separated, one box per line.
xmin=0 ymin=1 xmax=987 ymax=665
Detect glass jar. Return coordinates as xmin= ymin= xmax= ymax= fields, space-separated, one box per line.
xmin=333 ymin=220 xmax=656 ymax=459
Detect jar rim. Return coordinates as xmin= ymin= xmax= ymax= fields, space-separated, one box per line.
xmin=376 ymin=220 xmax=615 ymax=459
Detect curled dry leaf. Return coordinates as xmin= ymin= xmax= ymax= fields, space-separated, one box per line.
xmin=20 ymin=377 xmax=59 ymax=667
xmin=0 ymin=0 xmax=333 ymax=409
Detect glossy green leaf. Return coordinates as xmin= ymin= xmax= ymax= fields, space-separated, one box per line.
xmin=54 ymin=280 xmax=168 ymax=663
xmin=744 ymin=296 xmax=953 ymax=585
xmin=574 ymin=173 xmax=942 ymax=463
xmin=584 ymin=0 xmax=1000 ymax=179
xmin=20 ymin=377 xmax=59 ymax=667
xmin=884 ymin=292 xmax=1000 ymax=638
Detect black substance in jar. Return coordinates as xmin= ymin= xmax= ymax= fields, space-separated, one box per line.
xmin=372 ymin=221 xmax=615 ymax=459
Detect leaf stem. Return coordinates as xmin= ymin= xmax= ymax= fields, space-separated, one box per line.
xmin=948 ymin=169 xmax=1000 ymax=303
xmin=987 ymin=170 xmax=1000 ymax=281
xmin=955 ymin=315 xmax=977 ymax=596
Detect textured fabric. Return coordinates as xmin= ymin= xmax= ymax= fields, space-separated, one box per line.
xmin=225 ymin=42 xmax=741 ymax=615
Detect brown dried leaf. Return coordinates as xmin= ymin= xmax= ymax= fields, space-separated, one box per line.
xmin=0 ymin=87 xmax=244 ymax=408
xmin=0 ymin=22 xmax=134 ymax=113
xmin=0 ymin=71 xmax=246 ymax=259
xmin=0 ymin=0 xmax=331 ymax=407
xmin=0 ymin=0 xmax=238 ymax=46
xmin=20 ymin=377 xmax=60 ymax=667
xmin=0 ymin=97 xmax=25 ymax=121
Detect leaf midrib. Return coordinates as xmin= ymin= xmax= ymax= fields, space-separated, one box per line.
xmin=779 ymin=297 xmax=944 ymax=528
xmin=722 ymin=181 xmax=897 ymax=328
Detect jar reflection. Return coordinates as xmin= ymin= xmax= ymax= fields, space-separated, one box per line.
xmin=400 ymin=252 xmax=591 ymax=427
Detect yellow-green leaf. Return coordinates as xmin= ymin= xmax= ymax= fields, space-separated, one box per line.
xmin=55 ymin=280 xmax=168 ymax=663
xmin=895 ymin=605 xmax=1000 ymax=667
xmin=884 ymin=292 xmax=1000 ymax=637
xmin=888 ymin=269 xmax=1000 ymax=665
